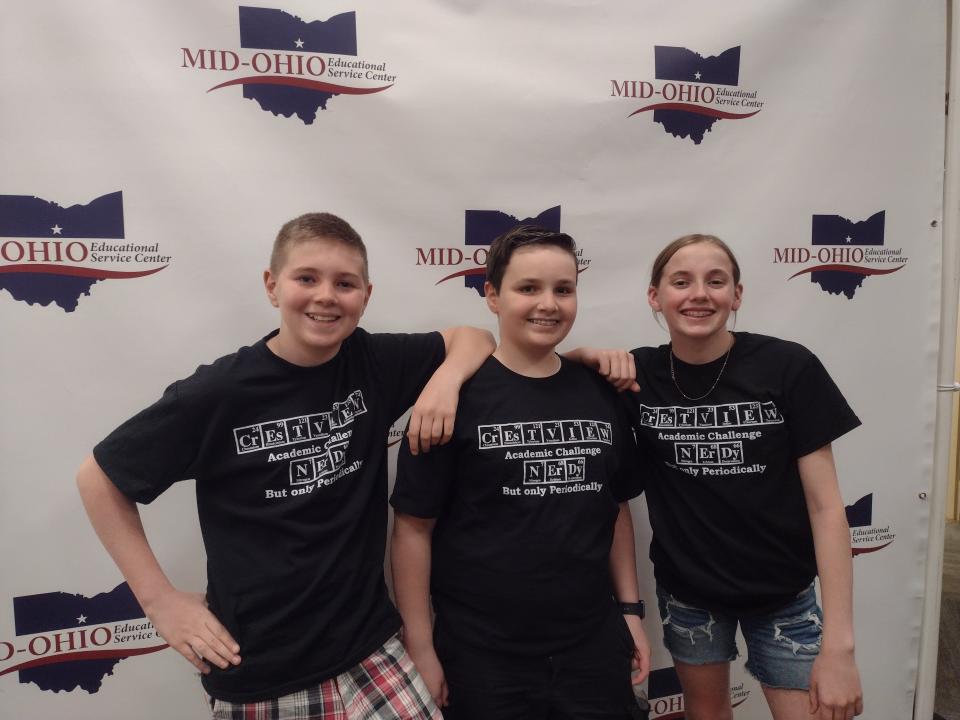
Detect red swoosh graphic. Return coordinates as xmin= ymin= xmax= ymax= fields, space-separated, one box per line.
xmin=788 ymin=264 xmax=905 ymax=280
xmin=628 ymin=102 xmax=760 ymax=119
xmin=435 ymin=267 xmax=486 ymax=285
xmin=0 ymin=264 xmax=168 ymax=279
xmin=0 ymin=644 xmax=168 ymax=677
xmin=435 ymin=265 xmax=589 ymax=286
xmin=852 ymin=540 xmax=894 ymax=557
xmin=208 ymin=76 xmax=393 ymax=94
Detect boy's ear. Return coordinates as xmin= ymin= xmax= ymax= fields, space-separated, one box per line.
xmin=361 ymin=283 xmax=373 ymax=313
xmin=646 ymin=285 xmax=661 ymax=313
xmin=264 ymin=269 xmax=279 ymax=307
xmin=484 ymin=281 xmax=499 ymax=315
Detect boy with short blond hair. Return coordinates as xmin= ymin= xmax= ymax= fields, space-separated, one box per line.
xmin=77 ymin=212 xmax=493 ymax=719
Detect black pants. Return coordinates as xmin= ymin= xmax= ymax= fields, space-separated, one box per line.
xmin=436 ymin=610 xmax=643 ymax=720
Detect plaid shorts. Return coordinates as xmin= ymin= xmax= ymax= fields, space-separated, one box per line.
xmin=209 ymin=636 xmax=441 ymax=720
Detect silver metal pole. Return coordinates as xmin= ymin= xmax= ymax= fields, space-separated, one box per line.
xmin=915 ymin=2 xmax=959 ymax=716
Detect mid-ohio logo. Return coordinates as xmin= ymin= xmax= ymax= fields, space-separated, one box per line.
xmin=647 ymin=666 xmax=749 ymax=718
xmin=772 ymin=211 xmax=906 ymax=300
xmin=1 ymin=583 xmax=166 ymax=694
xmin=611 ymin=45 xmax=764 ymax=144
xmin=845 ymin=493 xmax=896 ymax=557
xmin=180 ymin=7 xmax=396 ymax=124
xmin=415 ymin=206 xmax=591 ymax=297
xmin=0 ymin=191 xmax=169 ymax=312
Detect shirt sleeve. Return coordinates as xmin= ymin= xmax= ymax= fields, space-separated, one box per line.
xmin=785 ymin=350 xmax=862 ymax=459
xmin=609 ymin=395 xmax=644 ymax=502
xmin=93 ymin=380 xmax=203 ymax=504
xmin=367 ymin=332 xmax=446 ymax=422
xmin=390 ymin=430 xmax=458 ymax=519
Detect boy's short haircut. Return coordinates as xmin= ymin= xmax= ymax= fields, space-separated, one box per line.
xmin=270 ymin=212 xmax=370 ymax=280
xmin=484 ymin=225 xmax=577 ymax=292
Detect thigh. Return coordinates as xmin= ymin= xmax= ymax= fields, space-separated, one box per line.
xmin=549 ymin=611 xmax=637 ymax=720
xmin=740 ymin=583 xmax=822 ymax=691
xmin=761 ymin=687 xmax=814 ymax=720
xmin=655 ymin=586 xmax=737 ymax=720
xmin=673 ymin=661 xmax=733 ymax=720
xmin=340 ymin=635 xmax=442 ymax=720
xmin=437 ymin=639 xmax=549 ymax=720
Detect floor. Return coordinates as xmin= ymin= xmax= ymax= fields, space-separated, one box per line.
xmin=935 ymin=521 xmax=960 ymax=720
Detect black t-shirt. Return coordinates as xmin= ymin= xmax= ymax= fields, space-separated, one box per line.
xmin=391 ymin=356 xmax=642 ymax=656
xmin=624 ymin=332 xmax=860 ymax=616
xmin=94 ymin=328 xmax=445 ymax=702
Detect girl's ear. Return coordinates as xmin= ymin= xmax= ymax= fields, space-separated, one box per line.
xmin=647 ymin=284 xmax=662 ymax=313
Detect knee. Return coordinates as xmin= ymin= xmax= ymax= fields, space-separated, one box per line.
xmin=682 ymin=689 xmax=733 ymax=720
xmin=684 ymin=702 xmax=733 ymax=720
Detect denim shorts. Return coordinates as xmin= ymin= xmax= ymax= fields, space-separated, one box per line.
xmin=655 ymin=583 xmax=823 ymax=690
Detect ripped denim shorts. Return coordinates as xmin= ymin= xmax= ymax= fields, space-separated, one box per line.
xmin=655 ymin=583 xmax=823 ymax=690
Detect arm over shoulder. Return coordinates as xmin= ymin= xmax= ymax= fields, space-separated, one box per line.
xmin=364 ymin=330 xmax=448 ymax=420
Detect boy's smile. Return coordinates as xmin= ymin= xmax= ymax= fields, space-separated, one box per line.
xmin=264 ymin=237 xmax=372 ymax=366
xmin=485 ymin=245 xmax=577 ymax=370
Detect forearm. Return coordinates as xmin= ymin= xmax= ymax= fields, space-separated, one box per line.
xmin=437 ymin=326 xmax=495 ymax=383
xmin=409 ymin=327 xmax=493 ymax=453
xmin=391 ymin=513 xmax=436 ymax=652
xmin=609 ymin=502 xmax=641 ymax=603
xmin=799 ymin=447 xmax=862 ymax=715
xmin=76 ymin=455 xmax=175 ymax=609
xmin=561 ymin=347 xmax=639 ymax=392
xmin=809 ymin=504 xmax=855 ymax=652
xmin=78 ymin=456 xmax=242 ymax=672
xmin=798 ymin=446 xmax=855 ymax=653
xmin=609 ymin=502 xmax=651 ymax=683
xmin=807 ymin=496 xmax=862 ymax=715
xmin=560 ymin=347 xmax=591 ymax=366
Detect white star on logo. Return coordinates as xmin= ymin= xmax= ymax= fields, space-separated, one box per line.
xmin=77 ymin=615 xmax=87 ymax=624
xmin=295 ymin=38 xmax=304 ymax=49
xmin=845 ymin=235 xmax=852 ymax=243
xmin=51 ymin=224 xmax=62 ymax=235
xmin=694 ymin=71 xmax=702 ymax=80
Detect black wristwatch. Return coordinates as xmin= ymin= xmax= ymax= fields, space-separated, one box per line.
xmin=619 ymin=601 xmax=645 ymax=619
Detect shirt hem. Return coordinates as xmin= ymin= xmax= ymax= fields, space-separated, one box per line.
xmin=201 ymin=620 xmax=401 ymax=703
xmin=655 ymin=572 xmax=817 ymax=618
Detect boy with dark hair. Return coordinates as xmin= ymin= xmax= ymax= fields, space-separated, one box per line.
xmin=77 ymin=212 xmax=494 ymax=719
xmin=390 ymin=225 xmax=650 ymax=719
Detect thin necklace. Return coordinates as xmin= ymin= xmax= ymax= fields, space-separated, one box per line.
xmin=669 ymin=342 xmax=732 ymax=401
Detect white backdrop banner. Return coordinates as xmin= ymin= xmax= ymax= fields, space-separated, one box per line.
xmin=0 ymin=1 xmax=945 ymax=718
